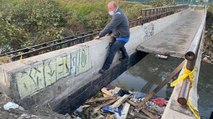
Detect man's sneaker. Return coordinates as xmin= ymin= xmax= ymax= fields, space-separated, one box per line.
xmin=99 ymin=69 xmax=106 ymax=74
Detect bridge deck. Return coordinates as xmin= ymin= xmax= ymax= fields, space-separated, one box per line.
xmin=137 ymin=10 xmax=204 ymax=58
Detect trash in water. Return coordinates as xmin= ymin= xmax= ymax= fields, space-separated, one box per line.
xmin=151 ymin=97 xmax=167 ymax=107
xmin=71 ymin=86 xmax=168 ymax=119
xmin=156 ymin=54 xmax=168 ymax=59
xmin=102 ymin=106 xmax=123 ymax=116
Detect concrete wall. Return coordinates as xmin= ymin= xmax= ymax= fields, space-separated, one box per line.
xmin=0 ymin=9 xmax=190 ymax=108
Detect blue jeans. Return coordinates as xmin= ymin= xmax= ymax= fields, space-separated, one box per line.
xmin=102 ymin=40 xmax=128 ymax=70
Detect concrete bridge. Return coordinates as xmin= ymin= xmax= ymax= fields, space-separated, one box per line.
xmin=0 ymin=5 xmax=207 ymax=119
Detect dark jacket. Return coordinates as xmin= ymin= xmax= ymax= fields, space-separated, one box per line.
xmin=99 ymin=8 xmax=130 ymax=38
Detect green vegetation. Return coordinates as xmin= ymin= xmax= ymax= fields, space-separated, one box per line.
xmin=151 ymin=0 xmax=176 ymax=7
xmin=204 ymin=3 xmax=213 ymax=57
xmin=0 ymin=0 xmax=151 ymax=52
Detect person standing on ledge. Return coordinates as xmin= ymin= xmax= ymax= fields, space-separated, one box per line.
xmin=95 ymin=1 xmax=130 ymax=74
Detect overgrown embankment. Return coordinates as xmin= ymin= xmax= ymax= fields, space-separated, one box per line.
xmin=0 ymin=0 xmax=151 ymax=52
xmin=204 ymin=4 xmax=213 ymax=59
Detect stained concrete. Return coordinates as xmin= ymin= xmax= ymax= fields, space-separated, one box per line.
xmin=137 ymin=9 xmax=205 ymax=58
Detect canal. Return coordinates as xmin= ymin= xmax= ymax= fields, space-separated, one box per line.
xmin=111 ymin=54 xmax=213 ymax=118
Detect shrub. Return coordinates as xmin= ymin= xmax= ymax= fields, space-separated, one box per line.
xmin=0 ymin=0 xmax=67 ymax=51
xmin=0 ymin=0 xmax=150 ymax=52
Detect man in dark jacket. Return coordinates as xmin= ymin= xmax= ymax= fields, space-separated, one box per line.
xmin=96 ymin=1 xmax=130 ymax=74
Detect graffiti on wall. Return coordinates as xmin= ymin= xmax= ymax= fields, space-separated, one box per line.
xmin=144 ymin=23 xmax=154 ymax=39
xmin=15 ymin=46 xmax=92 ymax=99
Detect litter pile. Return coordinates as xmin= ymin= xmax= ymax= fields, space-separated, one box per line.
xmin=0 ymin=92 xmax=68 ymax=119
xmin=71 ymin=86 xmax=168 ymax=119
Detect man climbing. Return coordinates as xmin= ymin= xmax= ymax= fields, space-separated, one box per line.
xmin=95 ymin=1 xmax=130 ymax=74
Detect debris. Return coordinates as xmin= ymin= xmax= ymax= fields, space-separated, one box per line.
xmin=86 ymin=97 xmax=114 ymax=104
xmin=102 ymin=106 xmax=123 ymax=116
xmin=101 ymin=88 xmax=114 ymax=97
xmin=0 ymin=93 xmax=68 ymax=119
xmin=117 ymin=89 xmax=130 ymax=97
xmin=132 ymin=91 xmax=146 ymax=99
xmin=18 ymin=114 xmax=30 ymax=119
xmin=122 ymin=103 xmax=130 ymax=119
xmin=76 ymin=106 xmax=83 ymax=113
xmin=133 ymin=112 xmax=149 ymax=119
xmin=72 ymin=86 xmax=167 ymax=119
xmin=111 ymin=95 xmax=130 ymax=108
xmin=202 ymin=56 xmax=213 ymax=64
xmin=81 ymin=105 xmax=90 ymax=108
xmin=115 ymin=102 xmax=130 ymax=119
xmin=113 ymin=87 xmax=121 ymax=95
xmin=101 ymin=87 xmax=121 ymax=97
xmin=106 ymin=114 xmax=114 ymax=119
xmin=156 ymin=54 xmax=168 ymax=59
xmin=93 ymin=98 xmax=117 ymax=114
xmin=151 ymin=97 xmax=167 ymax=107
xmin=18 ymin=113 xmax=40 ymax=119
xmin=127 ymin=100 xmax=137 ymax=107
xmin=141 ymin=108 xmax=156 ymax=118
xmin=3 ymin=102 xmax=24 ymax=111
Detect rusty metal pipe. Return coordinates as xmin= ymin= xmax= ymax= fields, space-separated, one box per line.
xmin=185 ymin=17 xmax=205 ymax=61
xmin=177 ymin=59 xmax=196 ymax=105
xmin=178 ymin=78 xmax=191 ymax=105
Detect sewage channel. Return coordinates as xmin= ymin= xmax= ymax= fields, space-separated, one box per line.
xmin=112 ymin=54 xmax=213 ymax=119
xmin=73 ymin=54 xmax=212 ymax=118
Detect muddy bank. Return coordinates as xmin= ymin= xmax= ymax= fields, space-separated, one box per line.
xmin=0 ymin=93 xmax=68 ymax=119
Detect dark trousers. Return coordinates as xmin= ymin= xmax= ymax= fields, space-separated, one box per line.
xmin=102 ymin=40 xmax=128 ymax=70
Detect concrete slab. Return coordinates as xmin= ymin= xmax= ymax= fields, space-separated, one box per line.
xmin=137 ymin=10 xmax=204 ymax=58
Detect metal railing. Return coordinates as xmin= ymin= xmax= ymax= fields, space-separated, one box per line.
xmin=141 ymin=5 xmax=188 ymax=23
xmin=0 ymin=30 xmax=100 ymax=61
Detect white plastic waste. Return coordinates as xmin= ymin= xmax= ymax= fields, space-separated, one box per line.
xmin=156 ymin=54 xmax=168 ymax=59
xmin=76 ymin=106 xmax=83 ymax=113
xmin=3 ymin=102 xmax=24 ymax=111
xmin=76 ymin=117 xmax=81 ymax=119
